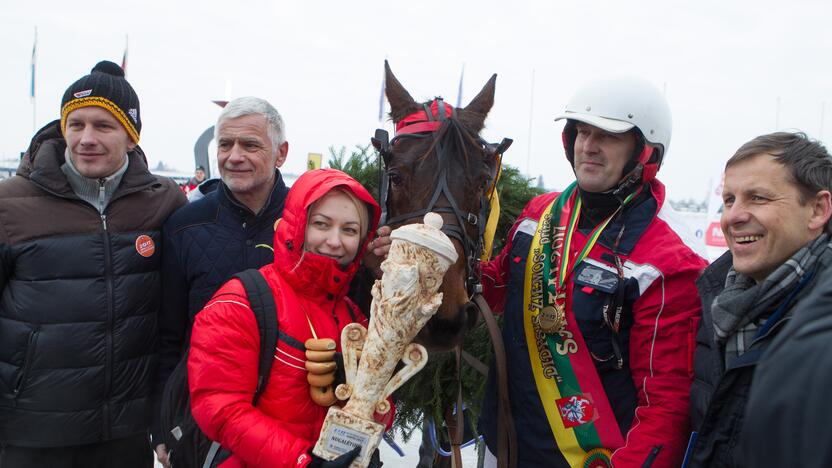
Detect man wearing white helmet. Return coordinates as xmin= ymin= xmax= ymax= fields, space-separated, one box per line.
xmin=479 ymin=77 xmax=707 ymax=467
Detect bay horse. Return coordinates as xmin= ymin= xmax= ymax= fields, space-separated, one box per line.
xmin=372 ymin=61 xmax=511 ymax=350
xmin=371 ymin=61 xmax=517 ymax=467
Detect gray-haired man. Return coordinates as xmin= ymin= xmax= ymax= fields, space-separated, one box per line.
xmin=153 ymin=96 xmax=291 ymax=465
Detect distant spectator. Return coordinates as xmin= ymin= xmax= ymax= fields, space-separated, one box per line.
xmin=186 ymin=177 xmax=220 ymax=202
xmin=182 ymin=165 xmax=207 ymax=195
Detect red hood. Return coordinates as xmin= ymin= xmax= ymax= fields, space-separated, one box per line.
xmin=273 ymin=169 xmax=381 ymax=297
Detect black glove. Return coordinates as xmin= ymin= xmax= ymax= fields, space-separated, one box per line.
xmin=308 ymin=446 xmax=361 ymax=468
xmin=334 ymin=351 xmax=346 ymax=389
xmin=368 ymin=448 xmax=383 ymax=468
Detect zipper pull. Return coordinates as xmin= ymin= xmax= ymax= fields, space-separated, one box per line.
xmin=101 ymin=214 xmax=108 ymax=231
xmin=98 ymin=178 xmax=107 ymax=214
xmin=642 ymin=444 xmax=663 ymax=467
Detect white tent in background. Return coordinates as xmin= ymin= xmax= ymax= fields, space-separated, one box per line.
xmin=704 ymin=169 xmax=729 ymax=262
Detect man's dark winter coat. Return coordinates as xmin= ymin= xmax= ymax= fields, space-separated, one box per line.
xmin=0 ymin=120 xmax=186 ymax=447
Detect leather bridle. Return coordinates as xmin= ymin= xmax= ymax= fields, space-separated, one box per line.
xmin=372 ymin=98 xmax=518 ymax=468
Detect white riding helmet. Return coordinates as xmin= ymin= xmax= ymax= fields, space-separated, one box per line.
xmin=555 ymin=76 xmax=672 ymax=164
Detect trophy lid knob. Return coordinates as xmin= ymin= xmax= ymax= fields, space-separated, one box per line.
xmin=424 ymin=212 xmax=443 ymax=229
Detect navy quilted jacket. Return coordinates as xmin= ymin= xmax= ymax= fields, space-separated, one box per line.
xmin=152 ymin=174 xmax=287 ymax=443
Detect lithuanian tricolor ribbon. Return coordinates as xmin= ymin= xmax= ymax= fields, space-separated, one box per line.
xmin=523 ymin=182 xmax=640 ymax=467
xmin=556 ymin=184 xmax=639 ymax=290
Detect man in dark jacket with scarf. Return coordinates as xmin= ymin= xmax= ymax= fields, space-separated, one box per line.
xmin=0 ymin=61 xmax=186 ymax=467
xmin=689 ymin=131 xmax=832 ymax=467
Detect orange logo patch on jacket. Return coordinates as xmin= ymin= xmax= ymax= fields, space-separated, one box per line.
xmin=135 ymin=235 xmax=155 ymax=257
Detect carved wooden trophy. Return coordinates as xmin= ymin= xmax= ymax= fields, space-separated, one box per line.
xmin=313 ymin=212 xmax=458 ymax=466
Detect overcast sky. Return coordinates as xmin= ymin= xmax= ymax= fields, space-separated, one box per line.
xmin=2 ymin=0 xmax=831 ymax=199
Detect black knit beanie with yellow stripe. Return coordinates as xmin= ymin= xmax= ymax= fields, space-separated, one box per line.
xmin=60 ymin=60 xmax=141 ymax=144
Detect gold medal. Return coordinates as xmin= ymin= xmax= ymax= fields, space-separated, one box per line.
xmin=535 ymin=304 xmax=565 ymax=334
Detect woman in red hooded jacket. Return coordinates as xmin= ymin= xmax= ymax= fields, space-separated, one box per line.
xmin=188 ymin=169 xmax=384 ymax=467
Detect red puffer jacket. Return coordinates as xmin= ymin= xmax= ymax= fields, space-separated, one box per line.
xmin=189 ymin=169 xmax=381 ymax=468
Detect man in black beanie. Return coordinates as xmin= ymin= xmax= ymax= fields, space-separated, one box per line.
xmin=0 ymin=61 xmax=186 ymax=467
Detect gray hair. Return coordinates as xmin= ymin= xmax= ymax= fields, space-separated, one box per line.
xmin=216 ymin=96 xmax=286 ymax=153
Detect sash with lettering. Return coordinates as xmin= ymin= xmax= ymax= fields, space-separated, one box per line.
xmin=523 ymin=181 xmax=639 ymax=467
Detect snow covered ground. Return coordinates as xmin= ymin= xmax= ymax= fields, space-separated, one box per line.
xmin=152 ymin=431 xmax=479 ymax=467
xmin=378 ymin=431 xmax=480 ymax=467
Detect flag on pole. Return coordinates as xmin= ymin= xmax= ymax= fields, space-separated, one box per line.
xmin=455 ymin=63 xmax=465 ymax=108
xmin=30 ymin=28 xmax=37 ymax=102
xmin=121 ymin=35 xmax=128 ymax=76
xmin=378 ymin=70 xmax=386 ymax=122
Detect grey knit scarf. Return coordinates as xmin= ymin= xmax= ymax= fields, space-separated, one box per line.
xmin=61 ymin=148 xmax=128 ymax=213
xmin=711 ymin=233 xmax=832 ymax=366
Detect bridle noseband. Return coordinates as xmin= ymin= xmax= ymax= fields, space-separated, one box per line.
xmin=372 ymin=98 xmax=512 ymax=297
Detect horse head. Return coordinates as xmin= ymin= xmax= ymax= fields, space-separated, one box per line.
xmin=372 ymin=61 xmax=511 ymax=351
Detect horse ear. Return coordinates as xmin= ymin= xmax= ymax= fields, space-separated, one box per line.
xmin=385 ymin=60 xmax=420 ymax=123
xmin=461 ymin=74 xmax=497 ymax=132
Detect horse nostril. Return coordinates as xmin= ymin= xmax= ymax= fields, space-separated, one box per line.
xmin=463 ymin=301 xmax=478 ymax=315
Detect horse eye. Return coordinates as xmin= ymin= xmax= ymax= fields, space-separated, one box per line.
xmin=389 ymin=172 xmax=404 ymax=187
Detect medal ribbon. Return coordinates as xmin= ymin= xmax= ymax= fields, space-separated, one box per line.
xmin=523 ymin=182 xmax=641 ymax=466
xmin=555 ymin=185 xmax=640 ymax=291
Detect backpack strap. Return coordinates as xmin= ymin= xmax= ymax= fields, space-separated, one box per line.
xmin=344 ymin=298 xmax=360 ymax=323
xmin=232 ymin=269 xmax=279 ymax=407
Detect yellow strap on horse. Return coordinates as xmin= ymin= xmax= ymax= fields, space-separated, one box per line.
xmin=480 ymin=160 xmax=502 ymax=261
xmin=480 ymin=192 xmax=501 ymax=261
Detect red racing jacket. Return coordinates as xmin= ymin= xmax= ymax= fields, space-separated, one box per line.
xmin=188 ymin=170 xmax=388 ymax=468
xmin=479 ymin=179 xmax=707 ymax=467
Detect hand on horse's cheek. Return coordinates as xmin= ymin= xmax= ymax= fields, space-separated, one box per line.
xmin=374 ymin=226 xmax=392 ymax=256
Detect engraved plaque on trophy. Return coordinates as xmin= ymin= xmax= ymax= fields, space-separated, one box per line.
xmin=313 ymin=213 xmax=458 ymax=467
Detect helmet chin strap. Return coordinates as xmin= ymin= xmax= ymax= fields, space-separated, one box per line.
xmin=610 ymin=144 xmax=656 ymax=199
xmin=637 ymin=144 xmax=659 ymax=183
